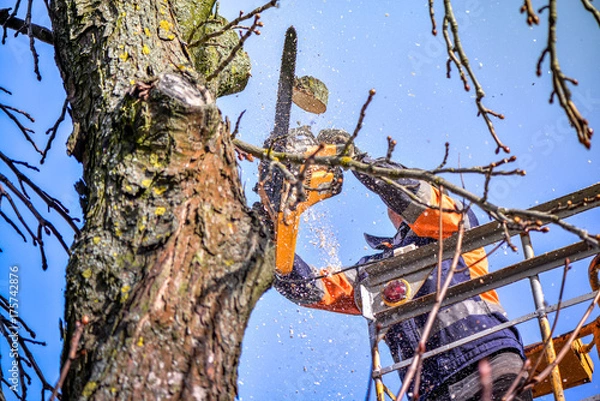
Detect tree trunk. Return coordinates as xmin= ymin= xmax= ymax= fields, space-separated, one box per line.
xmin=50 ymin=1 xmax=273 ymax=399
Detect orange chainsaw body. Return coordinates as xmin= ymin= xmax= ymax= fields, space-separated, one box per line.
xmin=271 ymin=143 xmax=341 ymax=275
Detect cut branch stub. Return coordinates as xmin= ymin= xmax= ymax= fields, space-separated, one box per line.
xmin=292 ymin=75 xmax=329 ymax=114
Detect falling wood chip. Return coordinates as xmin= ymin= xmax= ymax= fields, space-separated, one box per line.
xmin=292 ymin=76 xmax=329 ymax=114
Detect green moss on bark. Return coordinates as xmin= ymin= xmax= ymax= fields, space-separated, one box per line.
xmin=171 ymin=0 xmax=251 ymax=97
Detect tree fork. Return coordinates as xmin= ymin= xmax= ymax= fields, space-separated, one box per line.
xmin=50 ymin=1 xmax=273 ymax=399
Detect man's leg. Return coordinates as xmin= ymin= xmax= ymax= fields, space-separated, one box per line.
xmin=429 ymin=352 xmax=533 ymax=401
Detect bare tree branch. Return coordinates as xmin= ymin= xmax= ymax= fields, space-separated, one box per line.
xmin=341 ymin=89 xmax=376 ymax=156
xmin=49 ymin=316 xmax=89 ymax=401
xmin=0 ymin=151 xmax=80 ymax=269
xmin=234 ymin=137 xmax=600 ymax=247
xmin=520 ymin=1 xmax=540 ymax=25
xmin=395 ymin=216 xmax=467 ymax=400
xmin=442 ymin=0 xmax=509 ymax=154
xmin=23 ymin=0 xmax=41 ymax=80
xmin=517 ymin=261 xmax=571 ymax=397
xmin=187 ymin=0 xmax=277 ymax=48
xmin=535 ymin=0 xmax=594 ymax=148
xmin=428 ymin=0 xmax=437 ymax=35
xmin=0 ymin=152 xmax=79 ymax=231
xmin=581 ymin=0 xmax=600 ymax=27
xmin=41 ymin=99 xmax=69 ymax=164
xmin=1 ymin=0 xmax=52 ymax=81
xmin=0 ymin=7 xmax=54 ymax=45
xmin=0 ymin=295 xmax=55 ymax=400
xmin=0 ymin=103 xmax=41 ymax=155
xmin=505 ymin=289 xmax=600 ymax=399
xmin=206 ymin=14 xmax=262 ymax=82
xmin=385 ymin=136 xmax=397 ymax=163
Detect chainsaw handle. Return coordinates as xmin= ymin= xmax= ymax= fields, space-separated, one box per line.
xmin=274 ymin=144 xmax=344 ymax=275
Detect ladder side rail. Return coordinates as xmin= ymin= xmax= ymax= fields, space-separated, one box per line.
xmin=375 ymin=241 xmax=595 ymax=329
xmin=367 ymin=183 xmax=599 ymax=396
xmin=375 ymin=290 xmax=599 ymax=378
xmin=368 ymin=320 xmax=387 ymax=401
xmin=364 ymin=221 xmax=506 ymax=287
xmin=522 ymin=232 xmax=565 ymax=401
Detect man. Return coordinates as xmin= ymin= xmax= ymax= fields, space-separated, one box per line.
xmin=268 ymin=131 xmax=532 ymax=400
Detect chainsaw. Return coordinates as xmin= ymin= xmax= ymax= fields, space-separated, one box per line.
xmin=257 ymin=28 xmax=446 ymax=318
xmin=257 ymin=26 xmax=348 ymax=275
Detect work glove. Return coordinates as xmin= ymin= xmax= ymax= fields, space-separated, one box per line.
xmin=256 ymin=126 xmax=349 ymax=276
xmin=256 ymin=126 xmax=353 ymax=215
xmin=316 ymin=128 xmax=364 ymax=159
xmin=253 ymin=127 xmax=316 ymax=241
xmin=256 ymin=126 xmax=319 ymax=215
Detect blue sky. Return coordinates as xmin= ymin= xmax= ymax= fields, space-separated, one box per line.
xmin=1 ymin=1 xmax=599 ymax=400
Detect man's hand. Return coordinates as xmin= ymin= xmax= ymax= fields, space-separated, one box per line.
xmin=256 ymin=126 xmax=355 ymax=275
xmin=316 ymin=128 xmax=362 ymax=158
xmin=257 ymin=126 xmax=350 ymax=220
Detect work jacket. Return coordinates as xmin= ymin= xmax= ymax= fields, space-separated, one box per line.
xmin=274 ymin=161 xmax=525 ymax=399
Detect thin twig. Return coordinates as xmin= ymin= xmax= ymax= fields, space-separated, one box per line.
xmin=385 ymin=137 xmax=396 ymax=162
xmin=49 ymin=317 xmax=89 ymax=401
xmin=0 ymin=174 xmax=69 ymax=269
xmin=0 ymin=208 xmax=28 ymax=242
xmin=520 ymin=1 xmax=540 ymax=25
xmin=435 ymin=142 xmax=450 ymax=170
xmin=231 ymin=109 xmax=246 ymax=138
xmin=206 ymin=15 xmax=261 ymax=82
xmin=519 ymin=260 xmax=571 ymax=394
xmin=412 ymin=359 xmax=424 ymax=400
xmin=41 ymin=99 xmax=69 ymax=164
xmin=352 ymin=89 xmax=377 ymax=139
xmin=24 ymin=0 xmax=41 ymax=80
xmin=581 ymin=0 xmax=600 ymax=27
xmin=0 ymin=151 xmax=80 ymax=234
xmin=537 ymin=0 xmax=594 ymax=148
xmin=341 ymin=89 xmax=376 ymax=156
xmin=395 ymin=217 xmax=467 ymax=401
xmin=187 ymin=0 xmax=277 ymax=47
xmin=442 ymin=16 xmax=469 ymax=90
xmin=501 ymin=359 xmax=531 ymax=401
xmin=2 ymin=4 xmax=20 ymax=43
xmin=0 ymin=103 xmax=42 ymax=155
xmin=0 ymin=150 xmax=80 ymax=270
xmin=522 ymin=290 xmax=600 ymax=394
xmin=289 ymin=144 xmax=326 ymax=209
xmin=0 ymin=295 xmax=55 ymax=400
xmin=0 ymin=7 xmax=54 ymax=44
xmin=434 ymin=155 xmax=520 ymax=175
xmin=428 ymin=0 xmax=437 ymax=35
xmin=443 ymin=0 xmax=509 ymax=154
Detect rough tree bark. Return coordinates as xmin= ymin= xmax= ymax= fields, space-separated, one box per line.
xmin=50 ymin=0 xmax=273 ymax=399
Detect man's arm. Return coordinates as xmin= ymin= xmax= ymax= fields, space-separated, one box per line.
xmin=274 ymin=255 xmax=361 ymax=315
xmin=353 ymin=158 xmax=477 ymax=238
xmin=353 ymin=158 xmax=504 ymax=303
